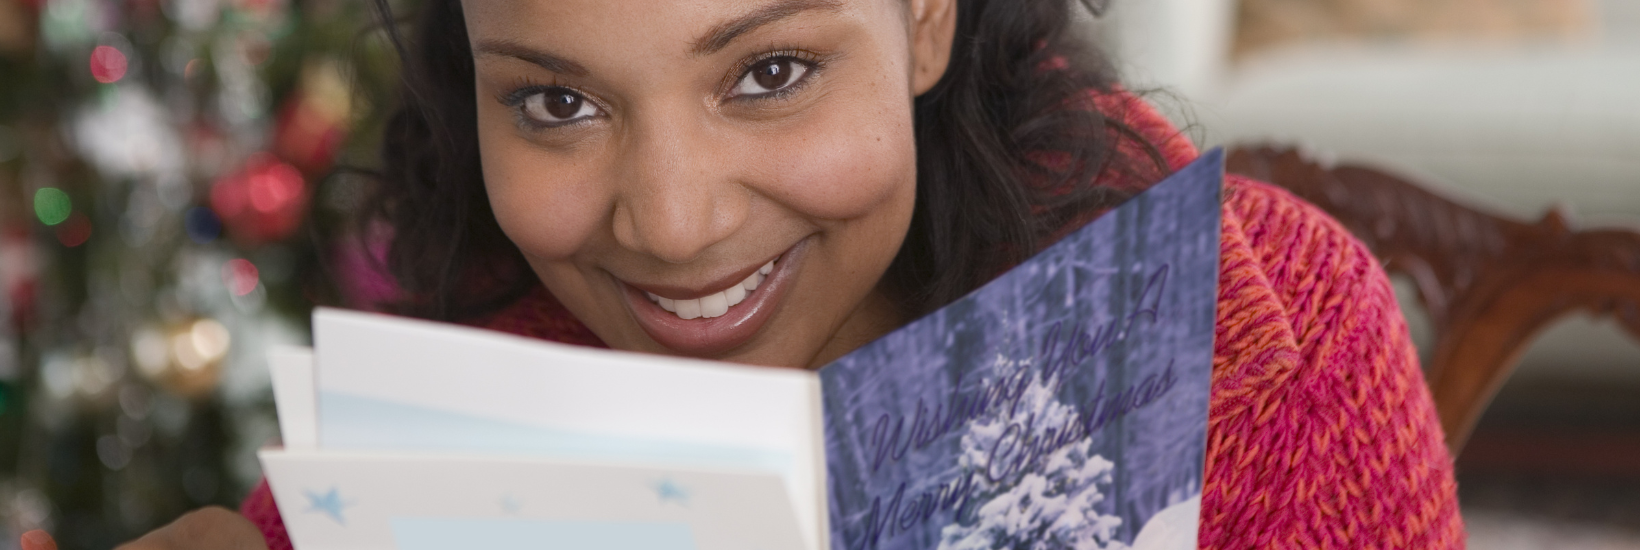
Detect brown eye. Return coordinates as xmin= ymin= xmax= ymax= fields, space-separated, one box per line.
xmin=521 ymin=88 xmax=600 ymax=125
xmin=754 ymin=59 xmax=793 ymax=89
xmin=545 ymin=92 xmax=581 ymax=118
xmin=732 ymin=57 xmax=811 ymax=98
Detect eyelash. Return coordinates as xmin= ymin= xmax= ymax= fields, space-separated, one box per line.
xmin=498 ymin=79 xmax=601 ymax=130
xmin=496 ymin=47 xmax=829 ymax=132
xmin=721 ymin=48 xmax=827 ymax=101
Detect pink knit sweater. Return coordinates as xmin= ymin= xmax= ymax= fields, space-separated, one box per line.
xmin=240 ymin=98 xmax=1465 ymax=549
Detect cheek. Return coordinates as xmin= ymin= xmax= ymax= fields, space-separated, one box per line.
xmin=478 ymin=121 xmax=610 ymax=261
xmin=751 ymin=95 xmax=916 ymax=221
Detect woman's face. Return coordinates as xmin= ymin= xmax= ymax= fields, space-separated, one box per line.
xmin=463 ymin=0 xmax=955 ymax=367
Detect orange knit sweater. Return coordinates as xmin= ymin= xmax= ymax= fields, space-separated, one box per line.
xmin=240 ymin=99 xmax=1466 ymax=549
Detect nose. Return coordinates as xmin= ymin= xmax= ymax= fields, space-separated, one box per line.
xmin=610 ymin=108 xmax=750 ymax=264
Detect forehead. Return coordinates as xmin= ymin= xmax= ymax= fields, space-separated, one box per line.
xmin=460 ymin=0 xmax=888 ymax=47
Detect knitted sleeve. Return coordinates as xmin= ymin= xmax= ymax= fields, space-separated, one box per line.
xmin=1201 ymin=175 xmax=1465 ymax=548
xmin=239 ymin=479 xmax=292 ymax=550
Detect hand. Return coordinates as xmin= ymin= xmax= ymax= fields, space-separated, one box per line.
xmin=20 ymin=530 xmax=56 ymax=550
xmin=115 ymin=506 xmax=269 ymax=550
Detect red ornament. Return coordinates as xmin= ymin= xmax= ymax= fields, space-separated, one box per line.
xmin=210 ymin=153 xmax=309 ymax=245
xmin=273 ymin=99 xmax=346 ymax=175
xmin=90 ymin=46 xmax=128 ymax=84
xmin=221 ymin=258 xmax=260 ymax=296
xmin=1 ymin=226 xmax=38 ymax=327
xmin=273 ymin=60 xmax=353 ymax=175
xmin=54 ymin=213 xmax=92 ymax=247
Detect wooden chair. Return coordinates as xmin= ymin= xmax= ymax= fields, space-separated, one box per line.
xmin=1225 ymin=146 xmax=1640 ymax=454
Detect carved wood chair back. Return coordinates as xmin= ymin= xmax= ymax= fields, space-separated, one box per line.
xmin=1226 ymin=146 xmax=1640 ymax=453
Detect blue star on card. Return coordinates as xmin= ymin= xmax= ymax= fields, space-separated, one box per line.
xmin=653 ymin=479 xmax=689 ymax=506
xmin=304 ymin=486 xmax=352 ymax=525
xmin=499 ymin=494 xmax=522 ymax=515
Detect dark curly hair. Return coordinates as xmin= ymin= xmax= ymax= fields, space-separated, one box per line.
xmin=362 ymin=0 xmax=1167 ymax=322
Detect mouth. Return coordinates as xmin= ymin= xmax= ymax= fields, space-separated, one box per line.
xmin=641 ymin=258 xmax=775 ymax=320
xmin=619 ymin=239 xmax=807 ymax=357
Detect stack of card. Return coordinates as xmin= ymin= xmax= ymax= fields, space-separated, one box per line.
xmin=261 ymin=309 xmax=827 ymax=550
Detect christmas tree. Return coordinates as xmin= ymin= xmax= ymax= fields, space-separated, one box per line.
xmin=0 ymin=0 xmax=396 ymax=547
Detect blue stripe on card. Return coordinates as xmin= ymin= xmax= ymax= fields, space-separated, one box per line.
xmin=318 ymin=391 xmax=794 ymax=475
xmin=391 ymin=518 xmax=696 ymax=550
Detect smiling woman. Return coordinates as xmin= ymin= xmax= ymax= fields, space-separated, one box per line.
xmin=71 ymin=0 xmax=1472 ymax=548
xmin=366 ymin=0 xmax=1147 ymax=369
xmin=464 ymin=0 xmax=927 ymax=364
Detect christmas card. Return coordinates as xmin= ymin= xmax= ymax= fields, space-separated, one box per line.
xmin=260 ymin=149 xmax=1224 ymax=550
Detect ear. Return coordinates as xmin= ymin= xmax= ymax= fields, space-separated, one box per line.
xmin=908 ymin=0 xmax=957 ymax=96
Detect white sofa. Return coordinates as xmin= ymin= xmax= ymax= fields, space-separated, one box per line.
xmin=1091 ymin=0 xmax=1640 ymax=381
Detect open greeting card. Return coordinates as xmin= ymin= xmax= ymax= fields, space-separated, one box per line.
xmin=259 ymin=149 xmax=1224 ymax=550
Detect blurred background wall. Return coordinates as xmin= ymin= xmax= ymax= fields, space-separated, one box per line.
xmin=1104 ymin=0 xmax=1640 ymax=381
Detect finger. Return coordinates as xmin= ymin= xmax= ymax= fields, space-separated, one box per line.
xmin=115 ymin=506 xmax=270 ymax=550
xmin=21 ymin=530 xmax=58 ymax=550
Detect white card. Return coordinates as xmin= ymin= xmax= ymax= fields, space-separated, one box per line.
xmin=305 ymin=309 xmax=827 ymax=548
xmin=260 ymin=449 xmax=807 ymax=550
xmin=268 ymin=346 xmax=317 ymax=450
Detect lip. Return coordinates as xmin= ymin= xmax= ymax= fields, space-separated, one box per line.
xmin=619 ymin=239 xmax=808 ymax=356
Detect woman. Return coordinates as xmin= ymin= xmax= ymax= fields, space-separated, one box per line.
xmin=30 ymin=0 xmax=1464 ymax=547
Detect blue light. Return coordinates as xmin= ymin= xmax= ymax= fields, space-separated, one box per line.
xmin=184 ymin=207 xmax=222 ymax=244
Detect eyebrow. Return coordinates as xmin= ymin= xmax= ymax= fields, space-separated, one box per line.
xmin=472 ymin=39 xmax=589 ymax=76
xmin=691 ymin=0 xmax=844 ymax=56
xmin=471 ymin=0 xmax=841 ymax=74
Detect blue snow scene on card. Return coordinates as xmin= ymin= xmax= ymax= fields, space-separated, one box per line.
xmin=819 ymin=150 xmax=1224 ymax=550
xmin=391 ymin=519 xmax=696 ymax=550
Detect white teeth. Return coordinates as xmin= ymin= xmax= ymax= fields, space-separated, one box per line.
xmin=675 ymin=298 xmax=702 ymax=320
xmin=725 ymin=282 xmax=746 ymax=305
xmin=644 ymin=257 xmax=778 ymax=319
xmin=700 ymin=293 xmax=728 ymax=318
